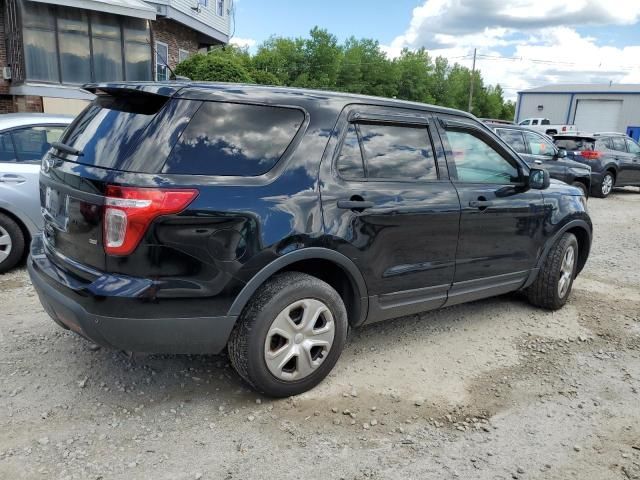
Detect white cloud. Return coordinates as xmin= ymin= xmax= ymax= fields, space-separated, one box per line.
xmin=230 ymin=37 xmax=257 ymax=49
xmin=383 ymin=0 xmax=640 ymax=99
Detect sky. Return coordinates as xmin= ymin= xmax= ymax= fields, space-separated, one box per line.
xmin=230 ymin=0 xmax=640 ymax=100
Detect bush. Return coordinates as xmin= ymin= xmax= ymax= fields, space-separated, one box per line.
xmin=175 ymin=53 xmax=254 ymax=83
xmin=250 ymin=69 xmax=282 ymax=86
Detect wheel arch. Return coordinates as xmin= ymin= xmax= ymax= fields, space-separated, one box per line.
xmin=228 ymin=248 xmax=369 ymax=327
xmin=524 ymin=219 xmax=592 ymax=288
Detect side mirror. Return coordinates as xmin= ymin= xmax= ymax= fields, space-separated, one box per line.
xmin=556 ymin=148 xmax=567 ymax=158
xmin=529 ymin=168 xmax=551 ymax=190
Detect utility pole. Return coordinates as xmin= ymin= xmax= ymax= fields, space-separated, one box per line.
xmin=468 ymin=48 xmax=477 ymax=113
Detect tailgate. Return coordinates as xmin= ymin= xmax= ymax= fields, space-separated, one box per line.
xmin=40 ymin=87 xmax=200 ymax=272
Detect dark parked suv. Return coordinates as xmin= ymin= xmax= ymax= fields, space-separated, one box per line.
xmin=487 ymin=123 xmax=592 ymax=197
xmin=29 ymin=83 xmax=592 ymax=397
xmin=553 ymin=132 xmax=640 ymax=198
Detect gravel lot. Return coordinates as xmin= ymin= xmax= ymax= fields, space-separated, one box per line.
xmin=1 ymin=188 xmax=639 ymax=480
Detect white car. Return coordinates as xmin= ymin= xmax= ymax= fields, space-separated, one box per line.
xmin=0 ymin=113 xmax=73 ymax=272
xmin=518 ymin=118 xmax=576 ymax=136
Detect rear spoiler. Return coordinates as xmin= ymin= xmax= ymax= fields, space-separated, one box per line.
xmin=82 ymin=82 xmax=189 ymax=98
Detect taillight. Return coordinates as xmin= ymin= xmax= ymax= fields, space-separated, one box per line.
xmin=562 ymin=126 xmax=567 ymax=132
xmin=580 ymin=150 xmax=601 ymax=160
xmin=103 ymin=186 xmax=198 ymax=256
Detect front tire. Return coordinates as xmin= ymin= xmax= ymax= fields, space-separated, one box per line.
xmin=228 ymin=272 xmax=348 ymax=397
xmin=0 ymin=213 xmax=25 ymax=274
xmin=527 ymin=233 xmax=578 ymax=310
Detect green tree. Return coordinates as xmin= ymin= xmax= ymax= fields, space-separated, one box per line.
xmin=395 ymin=48 xmax=434 ymax=103
xmin=300 ymin=27 xmax=342 ymax=88
xmin=176 ymin=27 xmax=515 ymax=119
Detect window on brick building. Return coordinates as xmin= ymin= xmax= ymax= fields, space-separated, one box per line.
xmin=155 ymin=42 xmax=169 ymax=81
xmin=179 ymin=49 xmax=190 ymax=64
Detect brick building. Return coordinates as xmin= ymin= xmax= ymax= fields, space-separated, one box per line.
xmin=0 ymin=0 xmax=231 ymax=115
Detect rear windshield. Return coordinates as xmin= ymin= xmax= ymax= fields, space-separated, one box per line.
xmin=60 ymin=94 xmax=170 ymax=171
xmin=163 ymin=102 xmax=304 ymax=176
xmin=554 ymin=137 xmax=595 ymax=150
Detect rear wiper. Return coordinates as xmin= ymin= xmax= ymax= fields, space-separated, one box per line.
xmin=51 ymin=141 xmax=84 ymax=157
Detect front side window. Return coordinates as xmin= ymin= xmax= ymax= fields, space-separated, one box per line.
xmin=531 ymin=119 xmax=539 ymax=125
xmin=445 ymin=129 xmax=520 ymax=184
xmin=611 ymin=136 xmax=627 ymax=152
xmin=524 ymin=131 xmax=555 ymax=157
xmin=496 ymin=129 xmax=526 ymax=154
xmin=0 ymin=133 xmax=16 ymax=162
xmin=155 ymin=42 xmax=169 ymax=81
xmin=11 ymin=126 xmax=66 ymax=163
xmin=626 ymin=138 xmax=640 ymax=154
xmin=164 ymin=102 xmax=304 ymax=176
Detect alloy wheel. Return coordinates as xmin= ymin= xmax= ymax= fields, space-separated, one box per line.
xmin=0 ymin=226 xmax=12 ymax=264
xmin=557 ymin=245 xmax=576 ymax=299
xmin=601 ymin=174 xmax=613 ymax=196
xmin=264 ymin=298 xmax=336 ymax=381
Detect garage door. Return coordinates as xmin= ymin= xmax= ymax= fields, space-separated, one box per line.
xmin=573 ymin=100 xmax=622 ymax=133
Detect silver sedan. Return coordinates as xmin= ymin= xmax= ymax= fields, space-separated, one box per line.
xmin=0 ymin=113 xmax=73 ymax=272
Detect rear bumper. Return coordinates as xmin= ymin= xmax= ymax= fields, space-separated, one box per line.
xmin=28 ymin=237 xmax=237 ymax=354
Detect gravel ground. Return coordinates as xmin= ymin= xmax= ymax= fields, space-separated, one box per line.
xmin=1 ymin=188 xmax=639 ymax=480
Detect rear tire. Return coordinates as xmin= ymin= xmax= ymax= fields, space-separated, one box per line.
xmin=527 ymin=233 xmax=578 ymax=310
xmin=592 ymin=172 xmax=614 ymax=198
xmin=228 ymin=272 xmax=348 ymax=397
xmin=0 ymin=213 xmax=25 ymax=274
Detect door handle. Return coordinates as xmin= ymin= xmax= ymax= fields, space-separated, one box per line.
xmin=0 ymin=174 xmax=27 ymax=183
xmin=337 ymin=199 xmax=375 ymax=211
xmin=469 ymin=198 xmax=494 ymax=210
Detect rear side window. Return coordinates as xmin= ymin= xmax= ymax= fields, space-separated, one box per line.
xmin=164 ymin=102 xmax=304 ymax=176
xmin=336 ymin=122 xmax=438 ymax=181
xmin=541 ymin=119 xmax=550 ymax=125
xmin=337 ymin=125 xmax=365 ymax=178
xmin=359 ymin=123 xmax=437 ymax=180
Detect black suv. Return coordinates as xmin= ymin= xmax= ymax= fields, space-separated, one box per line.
xmin=553 ymin=132 xmax=640 ymax=198
xmin=487 ymin=124 xmax=592 ymax=197
xmin=29 ymin=83 xmax=592 ymax=397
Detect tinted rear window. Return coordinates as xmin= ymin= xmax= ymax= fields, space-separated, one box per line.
xmin=163 ymin=102 xmax=304 ymax=176
xmin=60 ymin=94 xmax=169 ymax=170
xmin=554 ymin=137 xmax=595 ymax=150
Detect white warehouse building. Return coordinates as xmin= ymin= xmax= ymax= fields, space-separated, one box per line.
xmin=515 ymin=84 xmax=640 ymax=141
